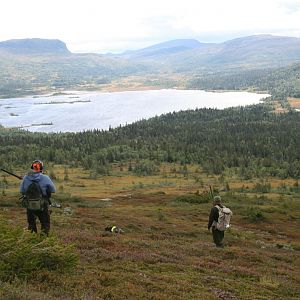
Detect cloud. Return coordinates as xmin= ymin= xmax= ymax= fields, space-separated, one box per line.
xmin=278 ymin=0 xmax=300 ymax=13
xmin=1 ymin=0 xmax=300 ymax=52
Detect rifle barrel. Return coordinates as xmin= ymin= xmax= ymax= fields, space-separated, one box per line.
xmin=0 ymin=168 xmax=23 ymax=180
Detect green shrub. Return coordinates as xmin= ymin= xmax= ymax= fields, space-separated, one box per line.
xmin=0 ymin=218 xmax=78 ymax=281
xmin=245 ymin=208 xmax=266 ymax=223
xmin=175 ymin=192 xmax=210 ymax=204
xmin=253 ymin=181 xmax=271 ymax=193
xmin=133 ymin=160 xmax=160 ymax=176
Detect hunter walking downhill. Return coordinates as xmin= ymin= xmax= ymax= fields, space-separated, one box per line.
xmin=20 ymin=160 xmax=56 ymax=236
xmin=208 ymin=195 xmax=232 ymax=248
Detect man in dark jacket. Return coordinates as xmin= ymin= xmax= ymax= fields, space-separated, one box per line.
xmin=208 ymin=196 xmax=224 ymax=247
xmin=20 ymin=160 xmax=56 ymax=235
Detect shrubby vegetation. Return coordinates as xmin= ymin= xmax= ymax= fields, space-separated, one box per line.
xmin=0 ymin=217 xmax=78 ymax=281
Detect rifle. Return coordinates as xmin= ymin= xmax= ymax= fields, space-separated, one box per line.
xmin=1 ymin=168 xmax=23 ymax=180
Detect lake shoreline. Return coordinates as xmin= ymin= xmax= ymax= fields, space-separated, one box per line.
xmin=0 ymin=85 xmax=270 ymax=100
xmin=0 ymin=89 xmax=270 ymax=133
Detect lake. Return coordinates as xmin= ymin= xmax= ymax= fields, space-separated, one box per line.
xmin=0 ymin=89 xmax=269 ymax=133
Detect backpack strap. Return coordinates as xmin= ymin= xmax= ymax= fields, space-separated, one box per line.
xmin=215 ymin=204 xmax=223 ymax=212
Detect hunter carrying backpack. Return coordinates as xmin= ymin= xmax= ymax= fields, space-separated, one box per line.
xmin=215 ymin=205 xmax=233 ymax=231
xmin=22 ymin=182 xmax=46 ymax=211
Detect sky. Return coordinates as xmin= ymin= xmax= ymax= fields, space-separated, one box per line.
xmin=1 ymin=0 xmax=300 ymax=53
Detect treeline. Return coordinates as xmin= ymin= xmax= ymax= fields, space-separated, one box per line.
xmin=1 ymin=105 xmax=300 ymax=179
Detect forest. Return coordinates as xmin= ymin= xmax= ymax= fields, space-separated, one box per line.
xmin=1 ymin=104 xmax=300 ymax=179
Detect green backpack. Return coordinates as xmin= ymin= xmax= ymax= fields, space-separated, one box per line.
xmin=23 ymin=182 xmax=46 ymax=211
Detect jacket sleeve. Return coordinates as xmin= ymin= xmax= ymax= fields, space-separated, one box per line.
xmin=45 ymin=176 xmax=56 ymax=194
xmin=39 ymin=175 xmax=56 ymax=197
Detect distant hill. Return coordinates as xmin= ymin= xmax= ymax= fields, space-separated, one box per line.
xmin=162 ymin=35 xmax=300 ymax=71
xmin=118 ymin=34 xmax=300 ymax=71
xmin=217 ymin=34 xmax=300 ymax=66
xmin=0 ymin=38 xmax=71 ymax=55
xmin=121 ymin=39 xmax=208 ymax=59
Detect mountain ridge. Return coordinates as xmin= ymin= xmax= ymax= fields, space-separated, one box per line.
xmin=120 ymin=39 xmax=209 ymax=59
xmin=116 ymin=34 xmax=300 ymax=63
xmin=0 ymin=38 xmax=71 ymax=55
xmin=145 ymin=34 xmax=300 ymax=70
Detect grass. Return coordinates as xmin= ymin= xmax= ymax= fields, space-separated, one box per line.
xmin=0 ymin=164 xmax=300 ymax=299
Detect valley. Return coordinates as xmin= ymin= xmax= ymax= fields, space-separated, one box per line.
xmin=1 ymin=34 xmax=300 ymax=300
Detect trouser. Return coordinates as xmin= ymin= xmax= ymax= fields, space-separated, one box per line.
xmin=212 ymin=227 xmax=224 ymax=247
xmin=27 ymin=207 xmax=50 ymax=235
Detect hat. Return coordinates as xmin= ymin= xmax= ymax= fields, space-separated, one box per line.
xmin=213 ymin=195 xmax=221 ymax=202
